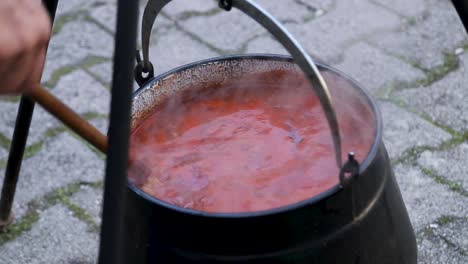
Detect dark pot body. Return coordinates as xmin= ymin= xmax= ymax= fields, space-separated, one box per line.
xmin=123 ymin=55 xmax=417 ymax=264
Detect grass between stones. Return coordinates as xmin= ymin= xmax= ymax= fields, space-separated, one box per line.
xmin=384 ymin=52 xmax=460 ymax=95
xmin=62 ymin=197 xmax=99 ymax=233
xmin=160 ymin=12 xmax=234 ymax=55
xmin=0 ymin=212 xmax=39 ymax=246
xmin=23 ymin=142 xmax=44 ymax=160
xmin=44 ymin=56 xmax=110 ymax=89
xmin=0 ymin=133 xmax=11 ymax=150
xmin=420 ymin=167 xmax=467 ymax=196
xmin=393 ymin=145 xmax=468 ymax=197
xmin=294 ymin=0 xmax=325 ymax=22
xmin=394 ymin=132 xmax=468 ymax=166
xmin=43 ymin=65 xmax=77 ymax=89
xmin=417 ymin=215 xmax=460 ymax=239
xmin=417 ymin=215 xmax=468 ymax=256
xmin=388 ymin=109 xmax=468 ymax=196
xmin=44 ymin=182 xmax=100 ymax=233
xmin=0 ymin=110 xmax=107 ymax=168
xmin=52 ymin=11 xmax=87 ymax=35
xmin=84 ymin=15 xmax=114 ymax=37
xmin=415 ymin=53 xmax=459 ymax=86
xmin=177 ymin=7 xmax=221 ymax=21
xmin=0 ymin=181 xmax=102 ymax=246
xmin=386 ymin=96 xmax=464 ymax=139
xmin=0 ymin=96 xmax=21 ymax=103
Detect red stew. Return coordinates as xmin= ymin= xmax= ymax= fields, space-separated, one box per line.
xmin=129 ymin=70 xmax=370 ymax=213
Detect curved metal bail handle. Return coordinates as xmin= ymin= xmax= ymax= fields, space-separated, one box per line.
xmin=140 ymin=0 xmax=170 ymax=70
xmin=139 ymin=0 xmax=342 ymax=168
xmin=232 ymin=0 xmax=342 ymax=167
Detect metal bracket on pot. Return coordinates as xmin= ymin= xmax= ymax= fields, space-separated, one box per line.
xmin=136 ymin=0 xmax=344 ymax=170
xmin=339 ymin=152 xmax=360 ymax=188
xmin=135 ymin=50 xmax=154 ymax=86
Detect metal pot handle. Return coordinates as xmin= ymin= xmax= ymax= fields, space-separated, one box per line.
xmin=136 ymin=0 xmax=343 ymax=169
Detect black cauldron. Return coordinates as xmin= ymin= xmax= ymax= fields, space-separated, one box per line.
xmin=123 ymin=55 xmax=417 ymax=264
xmin=123 ymin=1 xmax=417 ymax=263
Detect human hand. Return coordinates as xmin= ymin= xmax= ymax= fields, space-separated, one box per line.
xmin=0 ymin=0 xmax=51 ymax=95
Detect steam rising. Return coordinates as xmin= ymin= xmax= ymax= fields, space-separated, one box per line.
xmin=128 ymin=64 xmax=376 ymax=213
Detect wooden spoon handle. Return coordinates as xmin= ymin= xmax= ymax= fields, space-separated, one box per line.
xmin=28 ymin=85 xmax=108 ymax=154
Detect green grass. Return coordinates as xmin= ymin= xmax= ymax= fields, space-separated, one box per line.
xmin=0 ymin=133 xmax=11 ymax=149
xmin=52 ymin=12 xmax=85 ymax=35
xmin=177 ymin=7 xmax=221 ymax=20
xmin=436 ymin=215 xmax=457 ymax=226
xmin=0 ymin=181 xmax=102 ymax=245
xmin=415 ymin=53 xmax=459 ymax=87
xmin=0 ymin=212 xmax=39 ymax=246
xmin=62 ymin=198 xmax=99 ymax=232
xmin=23 ymin=142 xmax=44 ymax=160
xmin=420 ymin=167 xmax=467 ymax=196
xmin=43 ymin=65 xmax=77 ymax=88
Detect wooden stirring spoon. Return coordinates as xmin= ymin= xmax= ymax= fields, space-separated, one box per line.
xmin=27 ymin=85 xmax=151 ymax=184
xmin=28 ymin=85 xmax=108 ymax=153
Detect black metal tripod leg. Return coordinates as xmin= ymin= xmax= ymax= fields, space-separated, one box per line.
xmin=451 ymin=0 xmax=468 ymax=33
xmin=0 ymin=0 xmax=59 ymax=228
xmin=97 ymin=0 xmax=139 ymax=263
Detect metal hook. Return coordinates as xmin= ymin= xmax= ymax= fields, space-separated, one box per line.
xmin=339 ymin=152 xmax=360 ymax=188
xmin=219 ymin=0 xmax=233 ymax=11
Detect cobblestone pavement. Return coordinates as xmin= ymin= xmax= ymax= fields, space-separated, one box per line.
xmin=0 ymin=0 xmax=467 ymax=263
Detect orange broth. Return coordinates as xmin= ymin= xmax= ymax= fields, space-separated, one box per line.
xmin=128 ymin=70 xmax=370 ymax=213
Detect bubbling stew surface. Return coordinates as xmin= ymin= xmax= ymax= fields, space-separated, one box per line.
xmin=128 ymin=69 xmax=373 ymax=213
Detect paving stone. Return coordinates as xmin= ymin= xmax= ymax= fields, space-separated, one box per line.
xmin=431 ymin=217 xmax=468 ymax=252
xmin=379 ymin=101 xmax=451 ymax=160
xmin=0 ymin=133 xmax=104 ymax=219
xmin=163 ymin=0 xmax=217 ymax=19
xmin=394 ymin=53 xmax=468 ymax=132
xmin=0 ymin=101 xmax=58 ymax=148
xmin=369 ymin=0 xmax=467 ymax=69
xmin=370 ymin=0 xmax=426 ymax=17
xmin=245 ymin=34 xmax=288 ymax=55
xmin=54 ymin=0 xmax=96 ymax=16
xmin=418 ymin=143 xmax=468 ymax=190
xmin=86 ymin=60 xmax=140 ymax=91
xmin=88 ymin=2 xmax=117 ymax=33
xmin=394 ymin=164 xmax=468 ymax=231
xmin=71 ymin=185 xmax=103 ymax=224
xmin=88 ymin=62 xmax=112 ymax=86
xmin=43 ymin=20 xmax=114 ymax=85
xmin=0 ymin=103 xmax=18 ymax=144
xmin=0 ymin=205 xmax=98 ymax=264
xmin=418 ymin=231 xmax=468 ymax=264
xmin=334 ymin=42 xmax=425 ymax=94
xmin=179 ymin=8 xmax=265 ymax=52
xmin=0 ymin=145 xmax=7 ymax=161
xmin=286 ymin=0 xmax=401 ymax=63
xmin=148 ymin=30 xmax=219 ymax=76
xmin=250 ymin=0 xmax=315 ymax=23
xmin=53 ymin=69 xmax=110 ymax=115
xmin=147 ymin=15 xmax=177 ymax=40
xmin=88 ymin=1 xmax=175 ymax=47
xmin=296 ymin=0 xmax=335 ymax=11
xmin=88 ymin=117 xmax=109 ymax=138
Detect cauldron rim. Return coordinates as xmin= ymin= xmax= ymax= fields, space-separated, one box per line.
xmin=127 ymin=54 xmax=383 ymax=218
